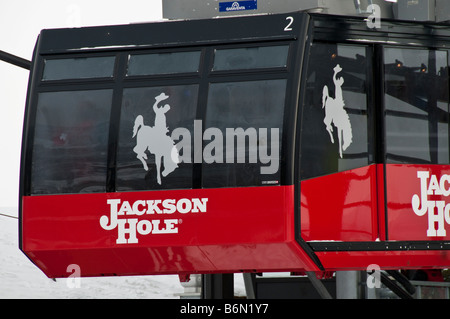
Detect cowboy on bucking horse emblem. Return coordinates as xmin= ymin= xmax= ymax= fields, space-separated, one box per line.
xmin=132 ymin=93 xmax=179 ymax=185
xmin=322 ymin=64 xmax=353 ymax=158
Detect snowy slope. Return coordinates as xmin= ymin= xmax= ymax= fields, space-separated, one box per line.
xmin=0 ymin=207 xmax=245 ymax=299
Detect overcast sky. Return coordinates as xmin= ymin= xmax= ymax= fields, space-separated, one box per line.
xmin=0 ymin=1 xmax=163 ymax=207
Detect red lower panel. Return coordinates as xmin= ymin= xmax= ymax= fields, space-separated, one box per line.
xmin=317 ymin=250 xmax=450 ymax=271
xmin=25 ymin=243 xmax=313 ymax=278
xmin=301 ymin=165 xmax=379 ymax=242
xmin=22 ymin=165 xmax=450 ymax=278
xmin=386 ymin=164 xmax=450 ymax=241
xmin=21 ymin=186 xmax=320 ymax=278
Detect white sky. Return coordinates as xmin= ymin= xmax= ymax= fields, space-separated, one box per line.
xmin=0 ymin=1 xmax=163 ymax=207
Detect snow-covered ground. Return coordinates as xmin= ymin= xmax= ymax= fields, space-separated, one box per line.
xmin=0 ymin=207 xmax=245 ymax=299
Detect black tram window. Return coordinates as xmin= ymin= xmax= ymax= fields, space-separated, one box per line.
xmin=212 ymin=45 xmax=289 ymax=71
xmin=42 ymin=56 xmax=116 ymax=81
xmin=127 ymin=51 xmax=201 ymax=76
xmin=30 ymin=90 xmax=113 ymax=194
xmin=116 ymin=85 xmax=199 ymax=191
xmin=300 ymin=43 xmax=371 ymax=180
xmin=202 ymin=79 xmax=286 ymax=188
xmin=384 ymin=47 xmax=450 ymax=164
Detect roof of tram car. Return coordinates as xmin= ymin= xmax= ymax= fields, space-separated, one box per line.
xmin=35 ymin=12 xmax=304 ymax=55
xmin=32 ymin=11 xmax=450 ymax=58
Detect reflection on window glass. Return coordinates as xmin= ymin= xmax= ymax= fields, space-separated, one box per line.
xmin=116 ymin=85 xmax=198 ymax=191
xmin=127 ymin=51 xmax=201 ymax=76
xmin=31 ymin=90 xmax=113 ymax=194
xmin=202 ymin=79 xmax=286 ymax=188
xmin=384 ymin=48 xmax=449 ymax=164
xmin=300 ymin=43 xmax=370 ymax=180
xmin=42 ymin=56 xmax=115 ymax=80
xmin=213 ymin=45 xmax=289 ymax=71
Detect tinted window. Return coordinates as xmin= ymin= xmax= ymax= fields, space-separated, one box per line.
xmin=300 ymin=43 xmax=371 ymax=180
xmin=43 ymin=56 xmax=115 ymax=80
xmin=384 ymin=48 xmax=449 ymax=164
xmin=116 ymin=85 xmax=198 ymax=191
xmin=127 ymin=51 xmax=201 ymax=76
xmin=202 ymin=79 xmax=286 ymax=188
xmin=213 ymin=45 xmax=289 ymax=71
xmin=31 ymin=90 xmax=113 ymax=194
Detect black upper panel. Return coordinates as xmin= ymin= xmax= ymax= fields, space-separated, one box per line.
xmin=36 ymin=12 xmax=308 ymax=54
xmin=22 ymin=12 xmax=310 ymax=196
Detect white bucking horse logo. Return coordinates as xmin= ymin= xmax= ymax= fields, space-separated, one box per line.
xmin=322 ymin=64 xmax=353 ymax=158
xmin=132 ymin=93 xmax=179 ymax=185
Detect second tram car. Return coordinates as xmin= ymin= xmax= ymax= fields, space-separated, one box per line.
xmin=20 ymin=11 xmax=450 ymax=278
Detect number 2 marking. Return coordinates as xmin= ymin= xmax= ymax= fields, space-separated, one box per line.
xmin=284 ymin=16 xmax=294 ymax=31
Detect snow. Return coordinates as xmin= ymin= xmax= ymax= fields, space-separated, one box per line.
xmin=0 ymin=207 xmax=245 ymax=299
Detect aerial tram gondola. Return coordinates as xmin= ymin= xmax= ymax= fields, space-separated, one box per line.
xmin=19 ymin=11 xmax=450 ymax=278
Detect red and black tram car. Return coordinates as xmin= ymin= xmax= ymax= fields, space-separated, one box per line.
xmin=20 ymin=12 xmax=450 ymax=278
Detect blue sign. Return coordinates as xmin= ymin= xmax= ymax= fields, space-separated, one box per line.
xmin=219 ymin=1 xmax=257 ymax=12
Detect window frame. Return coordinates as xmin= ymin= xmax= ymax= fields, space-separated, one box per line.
xmin=212 ymin=43 xmax=290 ymax=72
xmin=30 ymin=88 xmax=114 ymax=195
xmin=298 ymin=41 xmax=375 ymax=181
xmin=201 ymin=77 xmax=288 ymax=188
xmin=126 ymin=49 xmax=202 ymax=78
xmin=298 ymin=40 xmax=450 ymax=182
xmin=42 ymin=55 xmax=117 ymax=81
xmin=383 ymin=45 xmax=450 ymax=165
xmin=39 ymin=52 xmax=118 ymax=85
xmin=24 ymin=40 xmax=296 ymax=195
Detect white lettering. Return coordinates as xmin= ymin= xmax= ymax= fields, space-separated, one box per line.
xmin=116 ymin=218 xmax=138 ymax=244
xmin=163 ymin=219 xmax=178 ymax=233
xmin=412 ymin=171 xmax=450 ymax=237
xmin=118 ymin=200 xmax=133 ymax=215
xmin=163 ymin=199 xmax=176 ymax=214
xmin=147 ymin=200 xmax=163 ymax=214
xmin=137 ymin=220 xmax=152 ymax=235
xmin=151 ymin=220 xmax=163 ymax=233
xmin=133 ymin=200 xmax=146 ymax=216
xmin=151 ymin=219 xmax=179 ymax=234
xmin=445 ymin=204 xmax=450 ymax=225
xmin=177 ymin=198 xmax=192 ymax=214
xmin=191 ymin=198 xmax=208 ymax=213
xmin=412 ymin=171 xmax=429 ymax=217
xmin=100 ymin=199 xmax=120 ymax=230
xmin=428 ymin=175 xmax=441 ymax=195
xmin=427 ymin=201 xmax=446 ymax=237
xmin=100 ymin=197 xmax=207 ymax=244
xmin=440 ymin=175 xmax=450 ymax=196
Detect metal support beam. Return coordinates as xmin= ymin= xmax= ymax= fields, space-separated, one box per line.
xmin=0 ymin=50 xmax=31 ymax=70
xmin=306 ymin=272 xmax=333 ymax=299
xmin=380 ymin=271 xmax=414 ymax=299
xmin=243 ymin=273 xmax=256 ymax=299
